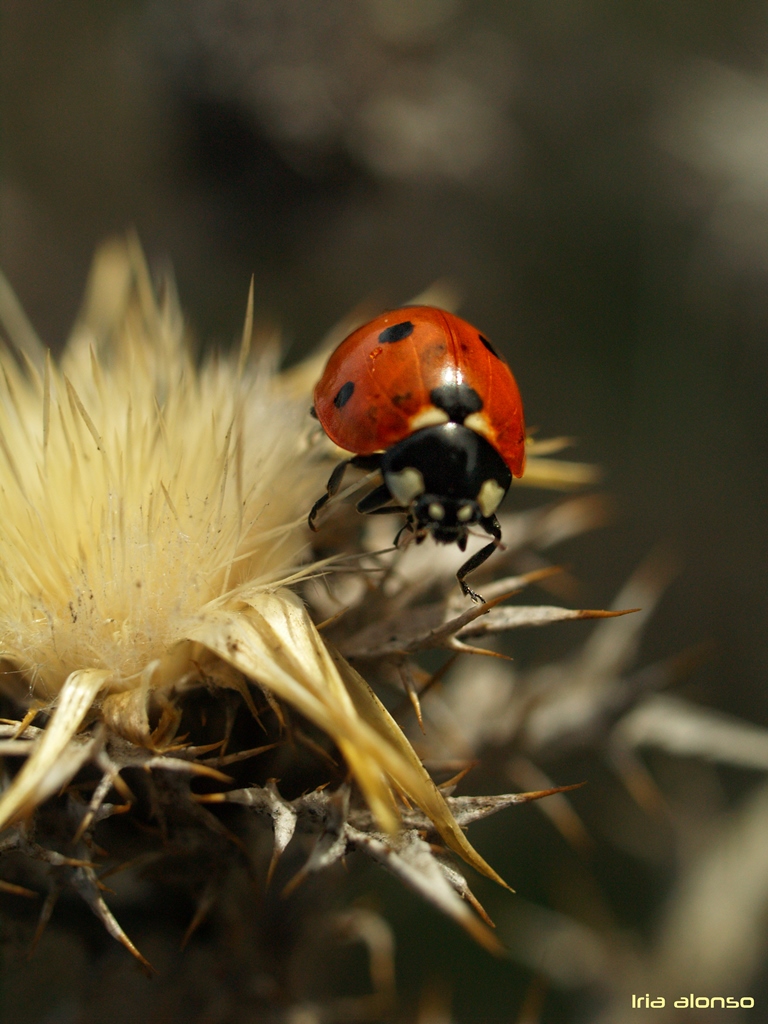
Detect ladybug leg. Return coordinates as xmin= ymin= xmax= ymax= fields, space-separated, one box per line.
xmin=393 ymin=521 xmax=414 ymax=548
xmin=363 ymin=505 xmax=409 ymax=515
xmin=456 ymin=514 xmax=502 ymax=602
xmin=308 ymin=454 xmax=382 ymax=530
xmin=308 ymin=460 xmax=349 ymax=530
xmin=356 ymin=483 xmax=400 ymax=515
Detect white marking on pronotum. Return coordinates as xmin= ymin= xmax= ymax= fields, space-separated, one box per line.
xmin=385 ymin=467 xmax=425 ymax=506
xmin=477 ymin=479 xmax=505 ymax=517
xmin=409 ymin=407 xmax=449 ymax=431
xmin=463 ymin=411 xmax=489 ymax=434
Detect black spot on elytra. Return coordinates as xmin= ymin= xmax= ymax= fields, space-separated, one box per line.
xmin=333 ymin=381 xmax=355 ymax=408
xmin=391 ymin=392 xmax=412 ymax=407
xmin=379 ymin=321 xmax=414 ymax=344
xmin=479 ymin=334 xmax=500 ymax=359
xmin=429 ymin=383 xmax=483 ymax=422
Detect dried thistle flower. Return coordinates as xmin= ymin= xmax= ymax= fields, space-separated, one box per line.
xmin=0 ymin=237 xmax=506 ymax=842
xmin=0 ymin=237 xmax=622 ymax=1011
xmin=0 ymin=237 xmax=325 ymax=812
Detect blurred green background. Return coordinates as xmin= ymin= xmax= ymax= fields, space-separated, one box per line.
xmin=2 ymin=2 xmax=768 ymax=1021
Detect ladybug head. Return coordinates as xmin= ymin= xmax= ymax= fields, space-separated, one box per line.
xmin=380 ymin=423 xmax=511 ymax=546
xmin=410 ymin=493 xmax=481 ymax=547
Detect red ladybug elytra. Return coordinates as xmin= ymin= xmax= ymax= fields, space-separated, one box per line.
xmin=309 ymin=306 xmax=525 ymax=601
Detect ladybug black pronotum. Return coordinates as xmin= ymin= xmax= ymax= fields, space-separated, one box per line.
xmin=309 ymin=307 xmax=525 ymax=601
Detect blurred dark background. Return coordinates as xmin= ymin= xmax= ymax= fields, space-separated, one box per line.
xmin=2 ymin=2 xmax=768 ymax=1021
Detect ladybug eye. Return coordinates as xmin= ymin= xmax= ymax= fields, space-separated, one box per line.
xmin=427 ymin=502 xmax=445 ymax=521
xmin=379 ymin=321 xmax=414 ymax=344
xmin=457 ymin=504 xmax=474 ymax=522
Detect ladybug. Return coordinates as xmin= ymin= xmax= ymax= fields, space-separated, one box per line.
xmin=308 ymin=306 xmax=525 ymax=601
